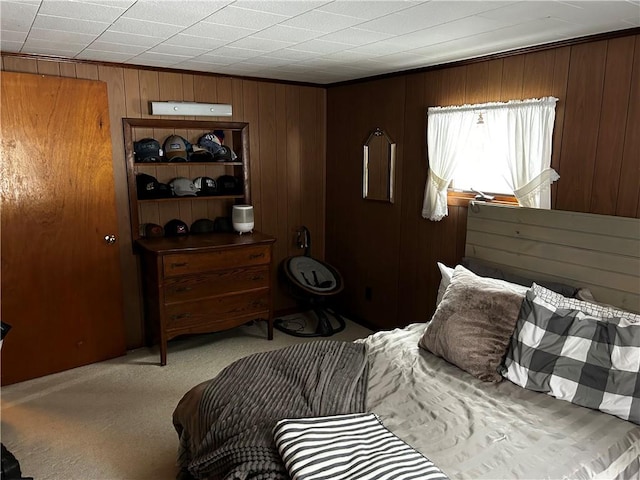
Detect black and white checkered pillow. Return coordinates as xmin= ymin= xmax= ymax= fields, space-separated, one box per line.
xmin=502 ymin=285 xmax=640 ymax=424
xmin=274 ymin=413 xmax=449 ymax=480
xmin=532 ymin=283 xmax=640 ymax=324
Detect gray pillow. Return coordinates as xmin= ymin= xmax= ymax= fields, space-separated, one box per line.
xmin=419 ymin=265 xmax=525 ymax=383
xmin=461 ymin=257 xmax=579 ymax=298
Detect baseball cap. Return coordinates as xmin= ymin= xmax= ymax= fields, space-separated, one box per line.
xmin=169 ymin=177 xmax=197 ymax=197
xmin=213 ymin=130 xmax=225 ymax=142
xmin=143 ymin=223 xmax=164 ymax=238
xmin=163 ymin=135 xmax=191 ymax=162
xmin=214 ymin=145 xmax=234 ymax=162
xmin=136 ymin=173 xmax=170 ymax=199
xmin=193 ymin=176 xmax=217 ymax=196
xmin=217 ymin=175 xmax=241 ymax=195
xmin=190 ymin=218 xmax=215 ymax=234
xmin=134 ymin=138 xmax=162 ymax=163
xmin=164 ymin=219 xmax=189 ymax=236
xmin=197 ymin=132 xmax=223 ymax=155
xmin=190 ymin=146 xmax=215 ymax=162
xmin=213 ymin=216 xmax=233 ymax=233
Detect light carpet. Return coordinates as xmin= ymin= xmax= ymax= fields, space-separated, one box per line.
xmin=1 ymin=314 xmax=373 ymax=480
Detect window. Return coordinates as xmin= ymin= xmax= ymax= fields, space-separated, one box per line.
xmin=422 ymin=97 xmax=559 ymax=221
xmin=449 ymin=114 xmax=512 ymax=196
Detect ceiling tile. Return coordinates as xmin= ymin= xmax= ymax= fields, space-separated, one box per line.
xmin=317 ymin=0 xmax=420 ymax=19
xmin=0 ymin=40 xmax=23 ymax=52
xmin=228 ymin=36 xmax=294 ymax=52
xmin=127 ymin=51 xmax=190 ymax=66
xmin=205 ymin=45 xmax=261 ymax=60
xmin=32 ymin=14 xmax=110 ymax=35
xmin=181 ymin=21 xmax=256 ymax=41
xmin=252 ymin=24 xmax=324 ymax=43
xmin=148 ymin=43 xmax=210 ymax=56
xmin=196 ymin=52 xmax=245 ymax=66
xmin=232 ymin=0 xmax=327 ymax=17
xmin=76 ymin=49 xmax=136 ymax=62
xmin=28 ymin=28 xmax=97 ymax=44
xmin=108 ymin=17 xmax=183 ymax=37
xmin=319 ymin=27 xmax=396 ymax=46
xmin=38 ymin=0 xmax=127 ymax=23
xmin=281 ymin=10 xmax=365 ymax=33
xmin=203 ymin=5 xmax=288 ymax=30
xmin=95 ymin=30 xmax=164 ymax=48
xmin=0 ymin=1 xmax=39 ymax=32
xmin=261 ymin=48 xmax=322 ymax=61
xmin=86 ymin=41 xmax=147 ymax=55
xmin=1 ymin=30 xmax=28 ymax=42
xmin=122 ymin=0 xmax=231 ymax=26
xmin=289 ymin=39 xmax=353 ymax=55
xmin=162 ymin=34 xmax=227 ymax=50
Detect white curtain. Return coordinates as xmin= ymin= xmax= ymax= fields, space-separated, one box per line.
xmin=422 ymin=96 xmax=560 ymax=221
xmin=485 ymin=97 xmax=559 ymax=208
xmin=421 ymin=107 xmax=475 ymax=221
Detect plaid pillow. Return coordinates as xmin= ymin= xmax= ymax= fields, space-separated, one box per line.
xmin=502 ymin=286 xmax=640 ymax=424
xmin=532 ymin=283 xmax=640 ymax=324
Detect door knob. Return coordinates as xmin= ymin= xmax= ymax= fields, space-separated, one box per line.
xmin=104 ymin=234 xmax=117 ymax=245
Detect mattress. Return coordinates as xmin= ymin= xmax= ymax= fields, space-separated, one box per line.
xmin=360 ymin=323 xmax=640 ymax=480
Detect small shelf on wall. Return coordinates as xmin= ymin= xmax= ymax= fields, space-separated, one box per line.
xmin=137 ymin=195 xmax=244 ymax=203
xmin=123 ymin=118 xmax=252 ymax=244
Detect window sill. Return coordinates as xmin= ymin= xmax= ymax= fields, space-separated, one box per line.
xmin=447 ymin=191 xmax=519 ymax=207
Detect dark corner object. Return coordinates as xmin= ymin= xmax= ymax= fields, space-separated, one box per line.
xmin=274 ymin=226 xmax=346 ymax=338
xmin=0 ymin=323 xmax=33 ymax=480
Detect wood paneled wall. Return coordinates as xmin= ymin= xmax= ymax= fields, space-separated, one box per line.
xmin=326 ymin=33 xmax=640 ymax=330
xmin=1 ymin=56 xmax=326 ymax=348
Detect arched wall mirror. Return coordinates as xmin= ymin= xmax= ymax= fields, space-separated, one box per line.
xmin=363 ymin=127 xmax=396 ymax=203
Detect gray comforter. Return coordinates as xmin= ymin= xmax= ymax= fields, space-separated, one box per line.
xmin=172 ymin=340 xmax=369 ymax=480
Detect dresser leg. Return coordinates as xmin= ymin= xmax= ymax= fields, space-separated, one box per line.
xmin=160 ymin=342 xmax=167 ymax=366
xmin=267 ymin=318 xmax=273 ymax=340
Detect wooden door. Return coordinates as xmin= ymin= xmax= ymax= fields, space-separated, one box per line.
xmin=1 ymin=72 xmax=126 ymax=385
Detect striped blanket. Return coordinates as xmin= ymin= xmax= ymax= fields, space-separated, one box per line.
xmin=274 ymin=413 xmax=449 ymax=480
xmin=173 ymin=341 xmax=369 ymax=480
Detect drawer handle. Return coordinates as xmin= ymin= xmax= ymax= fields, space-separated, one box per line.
xmin=171 ymin=313 xmax=192 ymax=321
xmin=170 ymin=262 xmax=188 ymax=269
xmin=249 ymin=253 xmax=265 ymax=260
xmin=251 ymin=275 xmax=264 ymax=281
xmin=174 ymin=286 xmax=193 ymax=292
xmin=249 ymin=300 xmax=265 ymax=308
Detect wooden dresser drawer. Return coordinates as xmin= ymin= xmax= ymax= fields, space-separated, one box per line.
xmin=136 ymin=232 xmax=276 ymax=365
xmin=165 ymin=289 xmax=270 ymax=329
xmin=163 ymin=245 xmax=271 ymax=277
xmin=164 ymin=266 xmax=269 ymax=303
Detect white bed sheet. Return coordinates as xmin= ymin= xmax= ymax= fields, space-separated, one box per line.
xmin=359 ymin=323 xmax=640 ymax=480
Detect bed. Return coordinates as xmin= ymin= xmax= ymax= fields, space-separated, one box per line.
xmin=173 ymin=203 xmax=640 ymax=480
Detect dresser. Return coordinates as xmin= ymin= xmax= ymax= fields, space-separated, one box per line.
xmin=136 ymin=232 xmax=276 ymax=365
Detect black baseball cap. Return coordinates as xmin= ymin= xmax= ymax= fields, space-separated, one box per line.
xmin=136 ymin=173 xmax=170 ymax=199
xmin=194 ymin=176 xmax=217 ymax=196
xmin=134 ymin=138 xmax=162 ymax=163
xmin=143 ymin=223 xmax=164 ymax=238
xmin=164 ymin=219 xmax=189 ymax=236
xmin=214 ymin=145 xmax=234 ymax=162
xmin=190 ymin=218 xmax=215 ymax=234
xmin=217 ymin=175 xmax=241 ymax=194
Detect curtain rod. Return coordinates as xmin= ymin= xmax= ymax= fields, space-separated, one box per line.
xmin=428 ymin=96 xmax=558 ymax=114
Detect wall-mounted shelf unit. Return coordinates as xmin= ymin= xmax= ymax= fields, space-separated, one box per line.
xmin=123 ymin=118 xmax=251 ymax=242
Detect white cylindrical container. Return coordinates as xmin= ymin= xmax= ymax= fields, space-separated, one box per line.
xmin=232 ymin=205 xmax=254 ymax=234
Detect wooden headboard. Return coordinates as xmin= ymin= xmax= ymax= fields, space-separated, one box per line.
xmin=465 ymin=202 xmax=640 ymax=314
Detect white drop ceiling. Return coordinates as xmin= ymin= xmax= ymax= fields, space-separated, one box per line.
xmin=1 ymin=0 xmax=638 ymax=85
